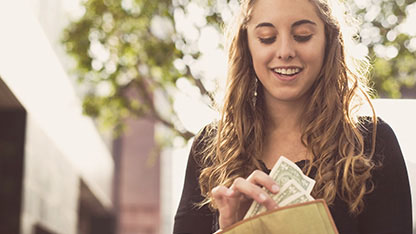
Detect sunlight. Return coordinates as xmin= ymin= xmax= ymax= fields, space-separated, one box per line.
xmin=399 ymin=2 xmax=416 ymax=36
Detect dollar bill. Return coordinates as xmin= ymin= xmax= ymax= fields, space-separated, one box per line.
xmin=279 ymin=192 xmax=314 ymax=207
xmin=243 ymin=187 xmax=270 ymax=219
xmin=269 ymin=156 xmax=315 ymax=193
xmin=243 ymin=156 xmax=316 ymax=219
xmin=247 ymin=180 xmax=304 ymax=217
xmin=273 ymin=180 xmax=305 ymax=205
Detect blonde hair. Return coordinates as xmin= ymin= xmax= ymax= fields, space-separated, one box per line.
xmin=198 ymin=0 xmax=377 ymax=214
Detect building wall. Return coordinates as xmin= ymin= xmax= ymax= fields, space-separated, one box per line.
xmin=0 ymin=1 xmax=116 ymax=234
xmin=0 ymin=0 xmax=114 ymax=210
xmin=21 ymin=116 xmax=79 ymax=234
xmin=0 ymin=1 xmax=163 ymax=234
xmin=0 ymin=85 xmax=26 ymax=234
xmin=25 ymin=0 xmax=162 ymax=233
xmin=115 ymin=117 xmax=160 ymax=234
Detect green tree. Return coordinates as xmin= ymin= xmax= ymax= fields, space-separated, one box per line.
xmin=62 ymin=0 xmax=416 ymax=142
xmin=347 ymin=0 xmax=416 ymax=98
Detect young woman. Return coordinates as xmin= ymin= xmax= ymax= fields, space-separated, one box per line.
xmin=173 ymin=0 xmax=413 ymax=233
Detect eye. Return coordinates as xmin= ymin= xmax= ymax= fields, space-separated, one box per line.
xmin=294 ymin=35 xmax=312 ymax=42
xmin=259 ymin=37 xmax=276 ymax=44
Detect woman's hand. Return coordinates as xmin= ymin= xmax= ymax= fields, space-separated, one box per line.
xmin=211 ymin=170 xmax=280 ymax=229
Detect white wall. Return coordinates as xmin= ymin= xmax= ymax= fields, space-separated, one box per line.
xmin=0 ymin=0 xmax=114 ymax=212
xmin=21 ymin=116 xmax=80 ymax=234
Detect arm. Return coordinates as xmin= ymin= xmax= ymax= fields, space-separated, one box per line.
xmin=173 ymin=127 xmax=215 ymax=234
xmin=358 ymin=119 xmax=413 ymax=234
xmin=173 ymin=125 xmax=279 ymax=233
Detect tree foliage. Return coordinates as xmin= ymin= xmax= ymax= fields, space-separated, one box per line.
xmin=348 ymin=0 xmax=416 ymax=98
xmin=62 ymin=0 xmax=416 ymax=141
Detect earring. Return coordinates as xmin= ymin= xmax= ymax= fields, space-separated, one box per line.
xmin=252 ymin=77 xmax=258 ymax=107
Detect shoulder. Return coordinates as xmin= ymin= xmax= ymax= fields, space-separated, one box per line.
xmin=359 ymin=116 xmax=393 ymax=138
xmin=359 ymin=116 xmax=406 ymax=176
xmin=358 ymin=116 xmax=408 ymax=178
xmin=190 ymin=122 xmax=218 ymax=165
xmin=357 ymin=117 xmax=412 ymax=233
xmin=359 ymin=117 xmax=398 ymax=156
xmin=191 ymin=122 xmax=218 ymax=150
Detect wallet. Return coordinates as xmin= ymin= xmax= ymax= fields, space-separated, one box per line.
xmin=218 ymin=199 xmax=339 ymax=234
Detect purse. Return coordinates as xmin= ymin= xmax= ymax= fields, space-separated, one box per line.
xmin=218 ymin=199 xmax=339 ymax=234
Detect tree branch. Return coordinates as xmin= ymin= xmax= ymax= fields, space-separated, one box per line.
xmin=185 ymin=68 xmax=217 ymax=107
xmin=128 ymin=77 xmax=195 ymax=140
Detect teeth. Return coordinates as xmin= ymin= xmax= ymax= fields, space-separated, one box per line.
xmin=273 ymin=68 xmax=301 ymax=75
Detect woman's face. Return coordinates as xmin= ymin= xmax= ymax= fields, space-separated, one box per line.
xmin=247 ymin=0 xmax=326 ymax=106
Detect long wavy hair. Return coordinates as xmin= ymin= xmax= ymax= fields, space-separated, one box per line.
xmin=198 ymin=0 xmax=377 ymax=214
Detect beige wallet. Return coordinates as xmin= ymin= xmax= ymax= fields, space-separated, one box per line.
xmin=218 ymin=199 xmax=339 ymax=234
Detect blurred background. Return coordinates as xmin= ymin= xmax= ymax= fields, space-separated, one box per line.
xmin=0 ymin=0 xmax=415 ymax=233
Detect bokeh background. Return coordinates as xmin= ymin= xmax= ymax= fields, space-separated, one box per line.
xmin=0 ymin=0 xmax=415 ymax=233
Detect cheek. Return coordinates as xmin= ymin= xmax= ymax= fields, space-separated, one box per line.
xmin=249 ymin=47 xmax=272 ymax=77
xmin=251 ymin=47 xmax=275 ymax=69
xmin=302 ymin=41 xmax=326 ymax=71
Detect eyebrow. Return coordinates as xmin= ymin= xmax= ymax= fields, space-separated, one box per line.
xmin=255 ymin=19 xmax=317 ymax=29
xmin=255 ymin=22 xmax=274 ymax=29
xmin=292 ymin=19 xmax=316 ymax=27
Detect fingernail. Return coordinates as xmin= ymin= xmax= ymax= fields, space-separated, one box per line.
xmin=226 ymin=189 xmax=234 ymax=196
xmin=272 ymin=185 xmax=279 ymax=193
xmin=259 ymin=193 xmax=266 ymax=202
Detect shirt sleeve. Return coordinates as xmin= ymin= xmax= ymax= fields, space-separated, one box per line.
xmin=358 ymin=119 xmax=413 ymax=234
xmin=173 ymin=126 xmax=215 ymax=234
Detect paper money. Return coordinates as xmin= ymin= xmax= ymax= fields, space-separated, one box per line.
xmin=274 ymin=180 xmax=306 ymax=204
xmin=250 ymin=180 xmax=306 ymax=216
xmin=269 ymin=156 xmax=315 ymax=193
xmin=243 ymin=156 xmax=315 ymax=219
xmin=280 ymin=192 xmax=314 ymax=207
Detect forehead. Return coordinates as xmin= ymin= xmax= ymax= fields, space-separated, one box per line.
xmin=248 ymin=0 xmax=322 ymax=27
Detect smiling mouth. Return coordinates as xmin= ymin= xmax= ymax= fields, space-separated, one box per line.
xmin=272 ymin=67 xmax=302 ymax=76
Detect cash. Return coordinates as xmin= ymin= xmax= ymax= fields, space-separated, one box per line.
xmin=243 ymin=156 xmax=315 ymax=219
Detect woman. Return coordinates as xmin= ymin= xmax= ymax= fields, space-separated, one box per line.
xmin=174 ymin=0 xmax=413 ymax=233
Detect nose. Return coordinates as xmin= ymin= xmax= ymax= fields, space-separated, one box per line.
xmin=276 ymin=35 xmax=296 ymax=60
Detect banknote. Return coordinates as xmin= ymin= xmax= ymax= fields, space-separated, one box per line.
xmin=273 ymin=180 xmax=306 ymax=205
xmin=243 ymin=187 xmax=270 ymax=219
xmin=243 ymin=156 xmax=316 ymax=219
xmin=269 ymin=156 xmax=315 ymax=193
xmin=279 ymin=192 xmax=314 ymax=206
xmin=247 ymin=180 xmax=305 ymax=217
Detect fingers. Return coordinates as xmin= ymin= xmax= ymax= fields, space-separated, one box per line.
xmin=211 ymin=185 xmax=235 ymax=208
xmin=246 ymin=170 xmax=280 ymax=194
xmin=211 ymin=171 xmax=279 ymax=211
xmin=212 ymin=185 xmax=240 ymax=228
xmin=211 ymin=170 xmax=280 ymax=229
xmin=231 ymin=171 xmax=279 ymax=211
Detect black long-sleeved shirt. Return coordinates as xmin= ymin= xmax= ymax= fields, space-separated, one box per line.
xmin=174 ymin=119 xmax=413 ymax=234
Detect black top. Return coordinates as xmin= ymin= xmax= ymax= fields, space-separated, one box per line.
xmin=173 ymin=119 xmax=413 ymax=234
